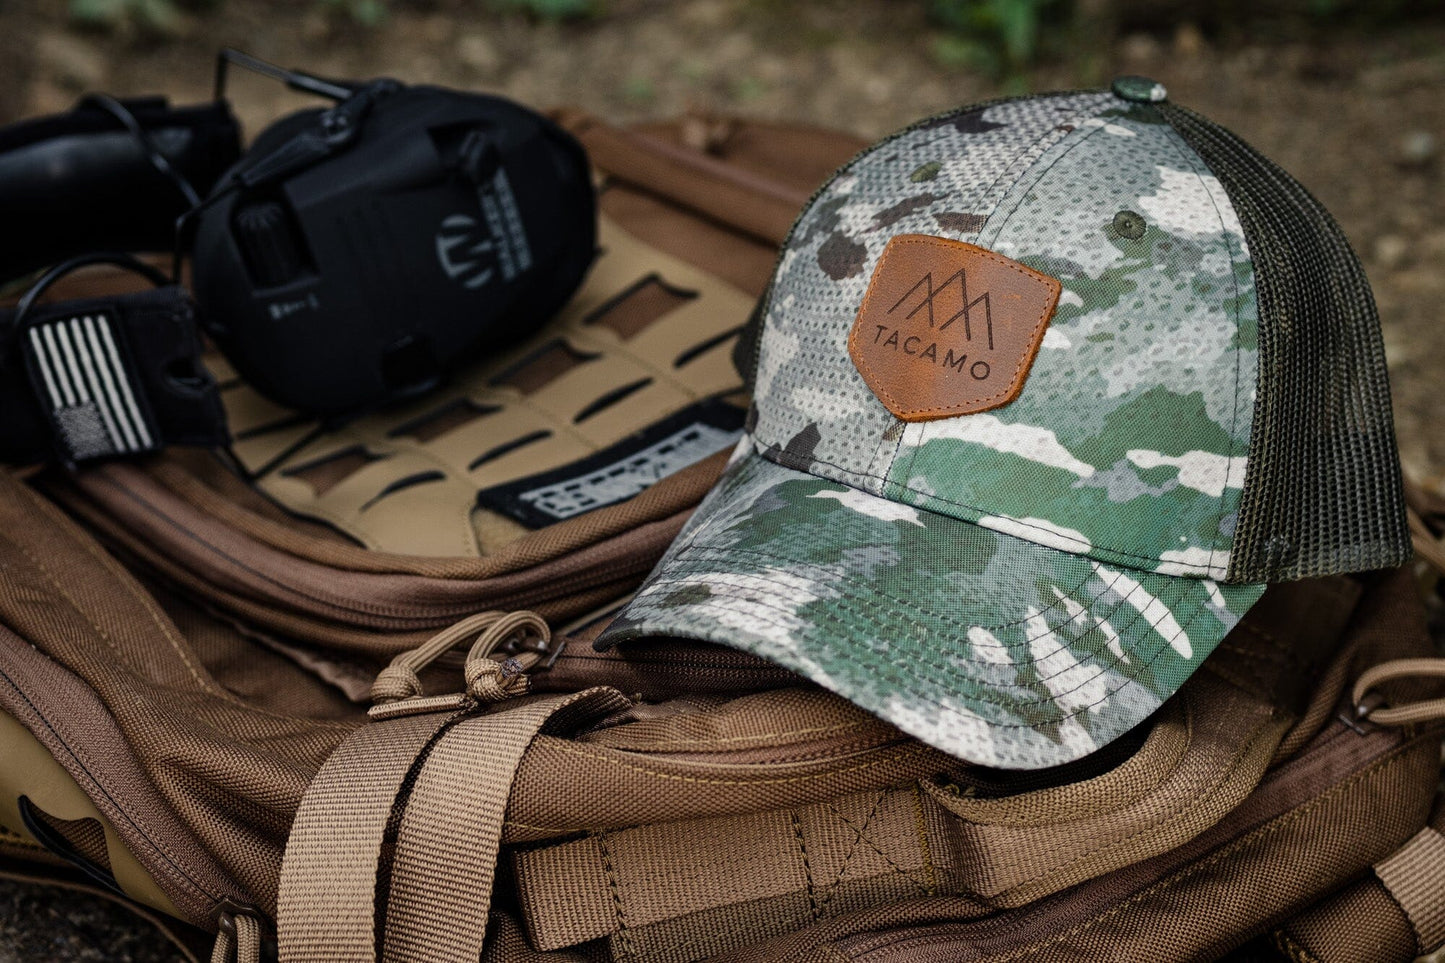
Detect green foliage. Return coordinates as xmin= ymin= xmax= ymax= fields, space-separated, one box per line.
xmin=730 ymin=75 xmax=768 ymax=101
xmin=487 ymin=0 xmax=605 ymax=21
xmin=69 ymin=0 xmax=183 ymax=34
xmin=317 ymin=0 xmax=389 ymax=28
xmin=926 ymin=0 xmax=1067 ymax=75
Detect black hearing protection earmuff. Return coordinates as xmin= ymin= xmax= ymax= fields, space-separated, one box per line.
xmin=186 ymin=50 xmax=598 ymax=415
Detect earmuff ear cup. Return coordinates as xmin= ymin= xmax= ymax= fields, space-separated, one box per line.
xmin=0 ymin=98 xmax=242 ymax=282
xmin=189 ymin=84 xmax=597 ymax=416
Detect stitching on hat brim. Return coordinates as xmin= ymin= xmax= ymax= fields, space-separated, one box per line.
xmin=614 ymin=555 xmax=1238 ymax=770
xmin=669 ymin=543 xmax=1198 ymax=691
xmin=627 ymin=568 xmax=1186 ymax=721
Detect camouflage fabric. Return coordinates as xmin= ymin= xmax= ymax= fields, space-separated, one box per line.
xmin=600 ymin=88 xmax=1272 ymax=768
xmin=603 ymin=442 xmax=1262 ymax=769
xmin=748 ymin=91 xmax=1259 ymax=580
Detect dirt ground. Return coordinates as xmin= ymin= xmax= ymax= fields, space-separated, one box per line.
xmin=0 ymin=0 xmax=1442 ymax=958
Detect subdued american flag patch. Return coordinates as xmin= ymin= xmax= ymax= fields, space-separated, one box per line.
xmin=23 ymin=312 xmax=157 ymax=461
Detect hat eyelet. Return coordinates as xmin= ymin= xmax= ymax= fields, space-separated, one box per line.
xmin=1112 ymin=209 xmax=1148 ymax=240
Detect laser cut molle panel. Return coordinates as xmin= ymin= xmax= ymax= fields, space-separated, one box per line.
xmin=218 ymin=218 xmax=752 ymax=557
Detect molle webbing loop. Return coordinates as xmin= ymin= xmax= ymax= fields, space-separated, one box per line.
xmin=510 ymin=668 xmax=1294 ymax=961
xmin=1374 ymin=822 xmax=1445 ymax=956
xmin=1351 ymin=658 xmax=1445 ymax=728
xmin=369 ymin=610 xmax=557 ymax=715
xmin=277 ymin=686 xmax=630 ymax=963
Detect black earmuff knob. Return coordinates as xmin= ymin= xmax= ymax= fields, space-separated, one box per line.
xmin=234 ymin=200 xmax=302 ymax=288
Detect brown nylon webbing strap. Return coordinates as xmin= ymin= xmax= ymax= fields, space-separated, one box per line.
xmin=511 ymin=668 xmax=1292 ymax=959
xmin=1375 ymin=825 xmax=1445 ymax=954
xmin=1269 ymin=800 xmax=1445 ymax=963
xmin=515 ymin=785 xmax=952 ymax=958
xmin=277 ymin=713 xmax=448 ymax=962
xmin=279 ymin=688 xmax=629 ymax=962
xmin=381 ymin=688 xmax=631 ymax=961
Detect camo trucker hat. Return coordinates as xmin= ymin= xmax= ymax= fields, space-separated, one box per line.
xmin=597 ymin=79 xmax=1411 ymax=769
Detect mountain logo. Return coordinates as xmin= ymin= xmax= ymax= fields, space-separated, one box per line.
xmin=848 ymin=234 xmax=1061 ymax=421
xmin=888 ymin=267 xmax=994 ymax=350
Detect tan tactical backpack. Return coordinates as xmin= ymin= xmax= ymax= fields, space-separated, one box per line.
xmin=1 ymin=113 xmax=1442 ymax=963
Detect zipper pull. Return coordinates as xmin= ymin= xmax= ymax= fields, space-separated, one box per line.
xmin=1347 ymin=657 xmax=1445 ymax=730
xmin=1338 ymin=690 xmax=1385 ymax=736
xmin=368 ymin=610 xmax=561 ymax=720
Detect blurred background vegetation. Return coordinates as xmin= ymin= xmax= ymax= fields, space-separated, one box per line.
xmin=55 ymin=0 xmax=1445 ymax=75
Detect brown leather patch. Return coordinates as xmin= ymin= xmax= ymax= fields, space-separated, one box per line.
xmin=848 ymin=234 xmax=1061 ymax=421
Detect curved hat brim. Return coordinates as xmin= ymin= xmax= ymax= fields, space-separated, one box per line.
xmin=598 ymin=448 xmax=1263 ymax=770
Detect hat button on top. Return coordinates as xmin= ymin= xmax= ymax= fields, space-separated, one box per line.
xmin=1111 ymin=75 xmax=1168 ymax=103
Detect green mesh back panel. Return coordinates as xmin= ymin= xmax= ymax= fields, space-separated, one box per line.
xmin=1159 ymin=103 xmax=1411 ymax=582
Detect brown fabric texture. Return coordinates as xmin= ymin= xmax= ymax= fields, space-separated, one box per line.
xmin=0 ymin=469 xmax=355 ymax=921
xmin=384 ymin=691 xmax=631 ymax=962
xmin=1273 ymin=884 xmax=1419 ymax=963
xmin=51 ymin=465 xmax=674 ymax=653
xmin=501 ymin=686 xmax=962 ymax=844
xmin=0 ymin=466 xmax=944 ymax=933
xmin=31 ymin=112 xmax=867 ymax=662
xmin=48 ymin=455 xmax=712 ymax=649
xmin=1274 ymin=800 xmax=1445 ymax=962
xmin=483 ymin=911 xmax=598 ymax=963
xmin=534 ymin=638 xmax=798 ymax=703
xmin=1374 ymin=823 xmax=1445 ymax=954
xmin=276 ymin=712 xmax=446 ymax=961
xmin=723 ymin=726 xmax=1440 ymax=963
xmin=6 ymin=447 xmax=1440 ymax=960
xmin=849 ymin=235 xmax=1061 ymax=420
xmin=278 ymin=689 xmax=629 ymax=963
xmin=516 ymin=786 xmax=956 ymax=957
xmin=505 ymin=576 xmax=1363 ymax=961
xmin=0 ymin=615 xmax=252 ymax=928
